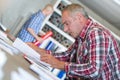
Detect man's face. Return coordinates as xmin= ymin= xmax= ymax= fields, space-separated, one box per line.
xmin=62 ymin=11 xmax=83 ymax=38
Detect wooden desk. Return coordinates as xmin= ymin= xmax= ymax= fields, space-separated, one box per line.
xmin=0 ymin=31 xmax=39 ymax=80
xmin=2 ymin=51 xmax=39 ymax=80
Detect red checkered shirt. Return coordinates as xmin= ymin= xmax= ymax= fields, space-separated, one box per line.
xmin=52 ymin=19 xmax=120 ymax=80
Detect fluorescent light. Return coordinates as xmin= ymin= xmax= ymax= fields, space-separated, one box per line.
xmin=114 ymin=0 xmax=120 ymax=5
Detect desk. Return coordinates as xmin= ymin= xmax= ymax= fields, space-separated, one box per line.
xmin=2 ymin=51 xmax=39 ymax=80
xmin=0 ymin=30 xmax=38 ymax=80
xmin=0 ymin=31 xmax=61 ymax=80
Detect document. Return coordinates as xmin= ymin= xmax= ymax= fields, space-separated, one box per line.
xmin=30 ymin=63 xmax=60 ymax=80
xmin=13 ymin=38 xmax=50 ymax=67
xmin=13 ymin=38 xmax=40 ymax=59
xmin=0 ymin=39 xmax=19 ymax=55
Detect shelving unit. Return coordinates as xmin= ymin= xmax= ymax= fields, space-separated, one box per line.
xmin=38 ymin=0 xmax=72 ymax=76
xmin=40 ymin=0 xmax=75 ymax=53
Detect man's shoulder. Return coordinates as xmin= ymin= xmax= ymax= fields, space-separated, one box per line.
xmin=32 ymin=10 xmax=43 ymax=17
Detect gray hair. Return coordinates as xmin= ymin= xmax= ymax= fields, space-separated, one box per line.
xmin=62 ymin=4 xmax=89 ymax=19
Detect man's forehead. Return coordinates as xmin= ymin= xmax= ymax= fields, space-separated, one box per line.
xmin=62 ymin=11 xmax=69 ymax=16
xmin=62 ymin=11 xmax=69 ymax=22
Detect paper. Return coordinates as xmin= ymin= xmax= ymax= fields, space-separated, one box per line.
xmin=0 ymin=30 xmax=13 ymax=45
xmin=30 ymin=64 xmax=60 ymax=80
xmin=13 ymin=38 xmax=40 ymax=60
xmin=0 ymin=31 xmax=7 ymax=39
xmin=24 ymin=55 xmax=51 ymax=70
xmin=0 ymin=43 xmax=13 ymax=55
xmin=0 ymin=39 xmax=19 ymax=55
xmin=13 ymin=38 xmax=50 ymax=67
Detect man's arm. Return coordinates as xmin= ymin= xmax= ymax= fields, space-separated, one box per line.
xmin=27 ymin=42 xmax=75 ymax=69
xmin=27 ymin=10 xmax=44 ymax=42
xmin=40 ymin=53 xmax=66 ymax=70
xmin=27 ymin=28 xmax=43 ymax=42
xmin=27 ymin=42 xmax=70 ymax=70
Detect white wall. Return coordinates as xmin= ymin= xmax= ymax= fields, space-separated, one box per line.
xmin=0 ymin=0 xmax=55 ymax=35
xmin=0 ymin=0 xmax=119 ymax=37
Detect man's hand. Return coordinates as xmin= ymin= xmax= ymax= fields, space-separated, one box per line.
xmin=27 ymin=28 xmax=43 ymax=43
xmin=41 ymin=53 xmax=65 ymax=70
xmin=27 ymin=43 xmax=65 ymax=69
xmin=36 ymin=37 xmax=44 ymax=43
xmin=27 ymin=42 xmax=47 ymax=55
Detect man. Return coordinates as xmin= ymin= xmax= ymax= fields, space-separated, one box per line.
xmin=17 ymin=4 xmax=53 ymax=42
xmin=28 ymin=4 xmax=120 ymax=80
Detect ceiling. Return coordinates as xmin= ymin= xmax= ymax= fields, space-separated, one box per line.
xmin=79 ymin=0 xmax=120 ymax=30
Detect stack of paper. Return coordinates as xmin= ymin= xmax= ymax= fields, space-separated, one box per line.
xmin=0 ymin=39 xmax=19 ymax=55
xmin=30 ymin=63 xmax=60 ymax=80
xmin=13 ymin=38 xmax=65 ymax=80
xmin=12 ymin=38 xmax=50 ymax=68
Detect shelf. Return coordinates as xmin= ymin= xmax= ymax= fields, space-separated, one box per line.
xmin=53 ymin=0 xmax=72 ymax=15
xmin=40 ymin=0 xmax=74 ymax=52
xmin=54 ymin=8 xmax=61 ymax=16
xmin=40 ymin=36 xmax=68 ymax=53
xmin=41 ymin=24 xmax=74 ymax=48
xmin=47 ymin=21 xmax=75 ymax=43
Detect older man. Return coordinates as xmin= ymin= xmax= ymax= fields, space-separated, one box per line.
xmin=28 ymin=4 xmax=120 ymax=80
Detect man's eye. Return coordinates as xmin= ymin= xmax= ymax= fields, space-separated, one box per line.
xmin=65 ymin=22 xmax=69 ymax=26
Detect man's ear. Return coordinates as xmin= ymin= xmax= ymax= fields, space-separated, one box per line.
xmin=75 ymin=13 xmax=83 ymax=22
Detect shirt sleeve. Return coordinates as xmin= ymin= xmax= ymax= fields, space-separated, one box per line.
xmin=64 ymin=29 xmax=110 ymax=79
xmin=48 ymin=43 xmax=76 ymax=62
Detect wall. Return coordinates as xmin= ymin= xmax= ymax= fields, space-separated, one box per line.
xmin=0 ymin=0 xmax=120 ymax=38
xmin=0 ymin=0 xmax=55 ymax=35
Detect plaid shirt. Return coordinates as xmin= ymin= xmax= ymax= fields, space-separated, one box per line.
xmin=17 ymin=10 xmax=45 ymax=42
xmin=52 ymin=19 xmax=120 ymax=80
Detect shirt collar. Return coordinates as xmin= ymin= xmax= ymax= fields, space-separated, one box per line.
xmin=78 ymin=19 xmax=93 ymax=41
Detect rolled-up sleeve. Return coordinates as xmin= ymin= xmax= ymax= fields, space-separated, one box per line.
xmin=48 ymin=43 xmax=76 ymax=62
